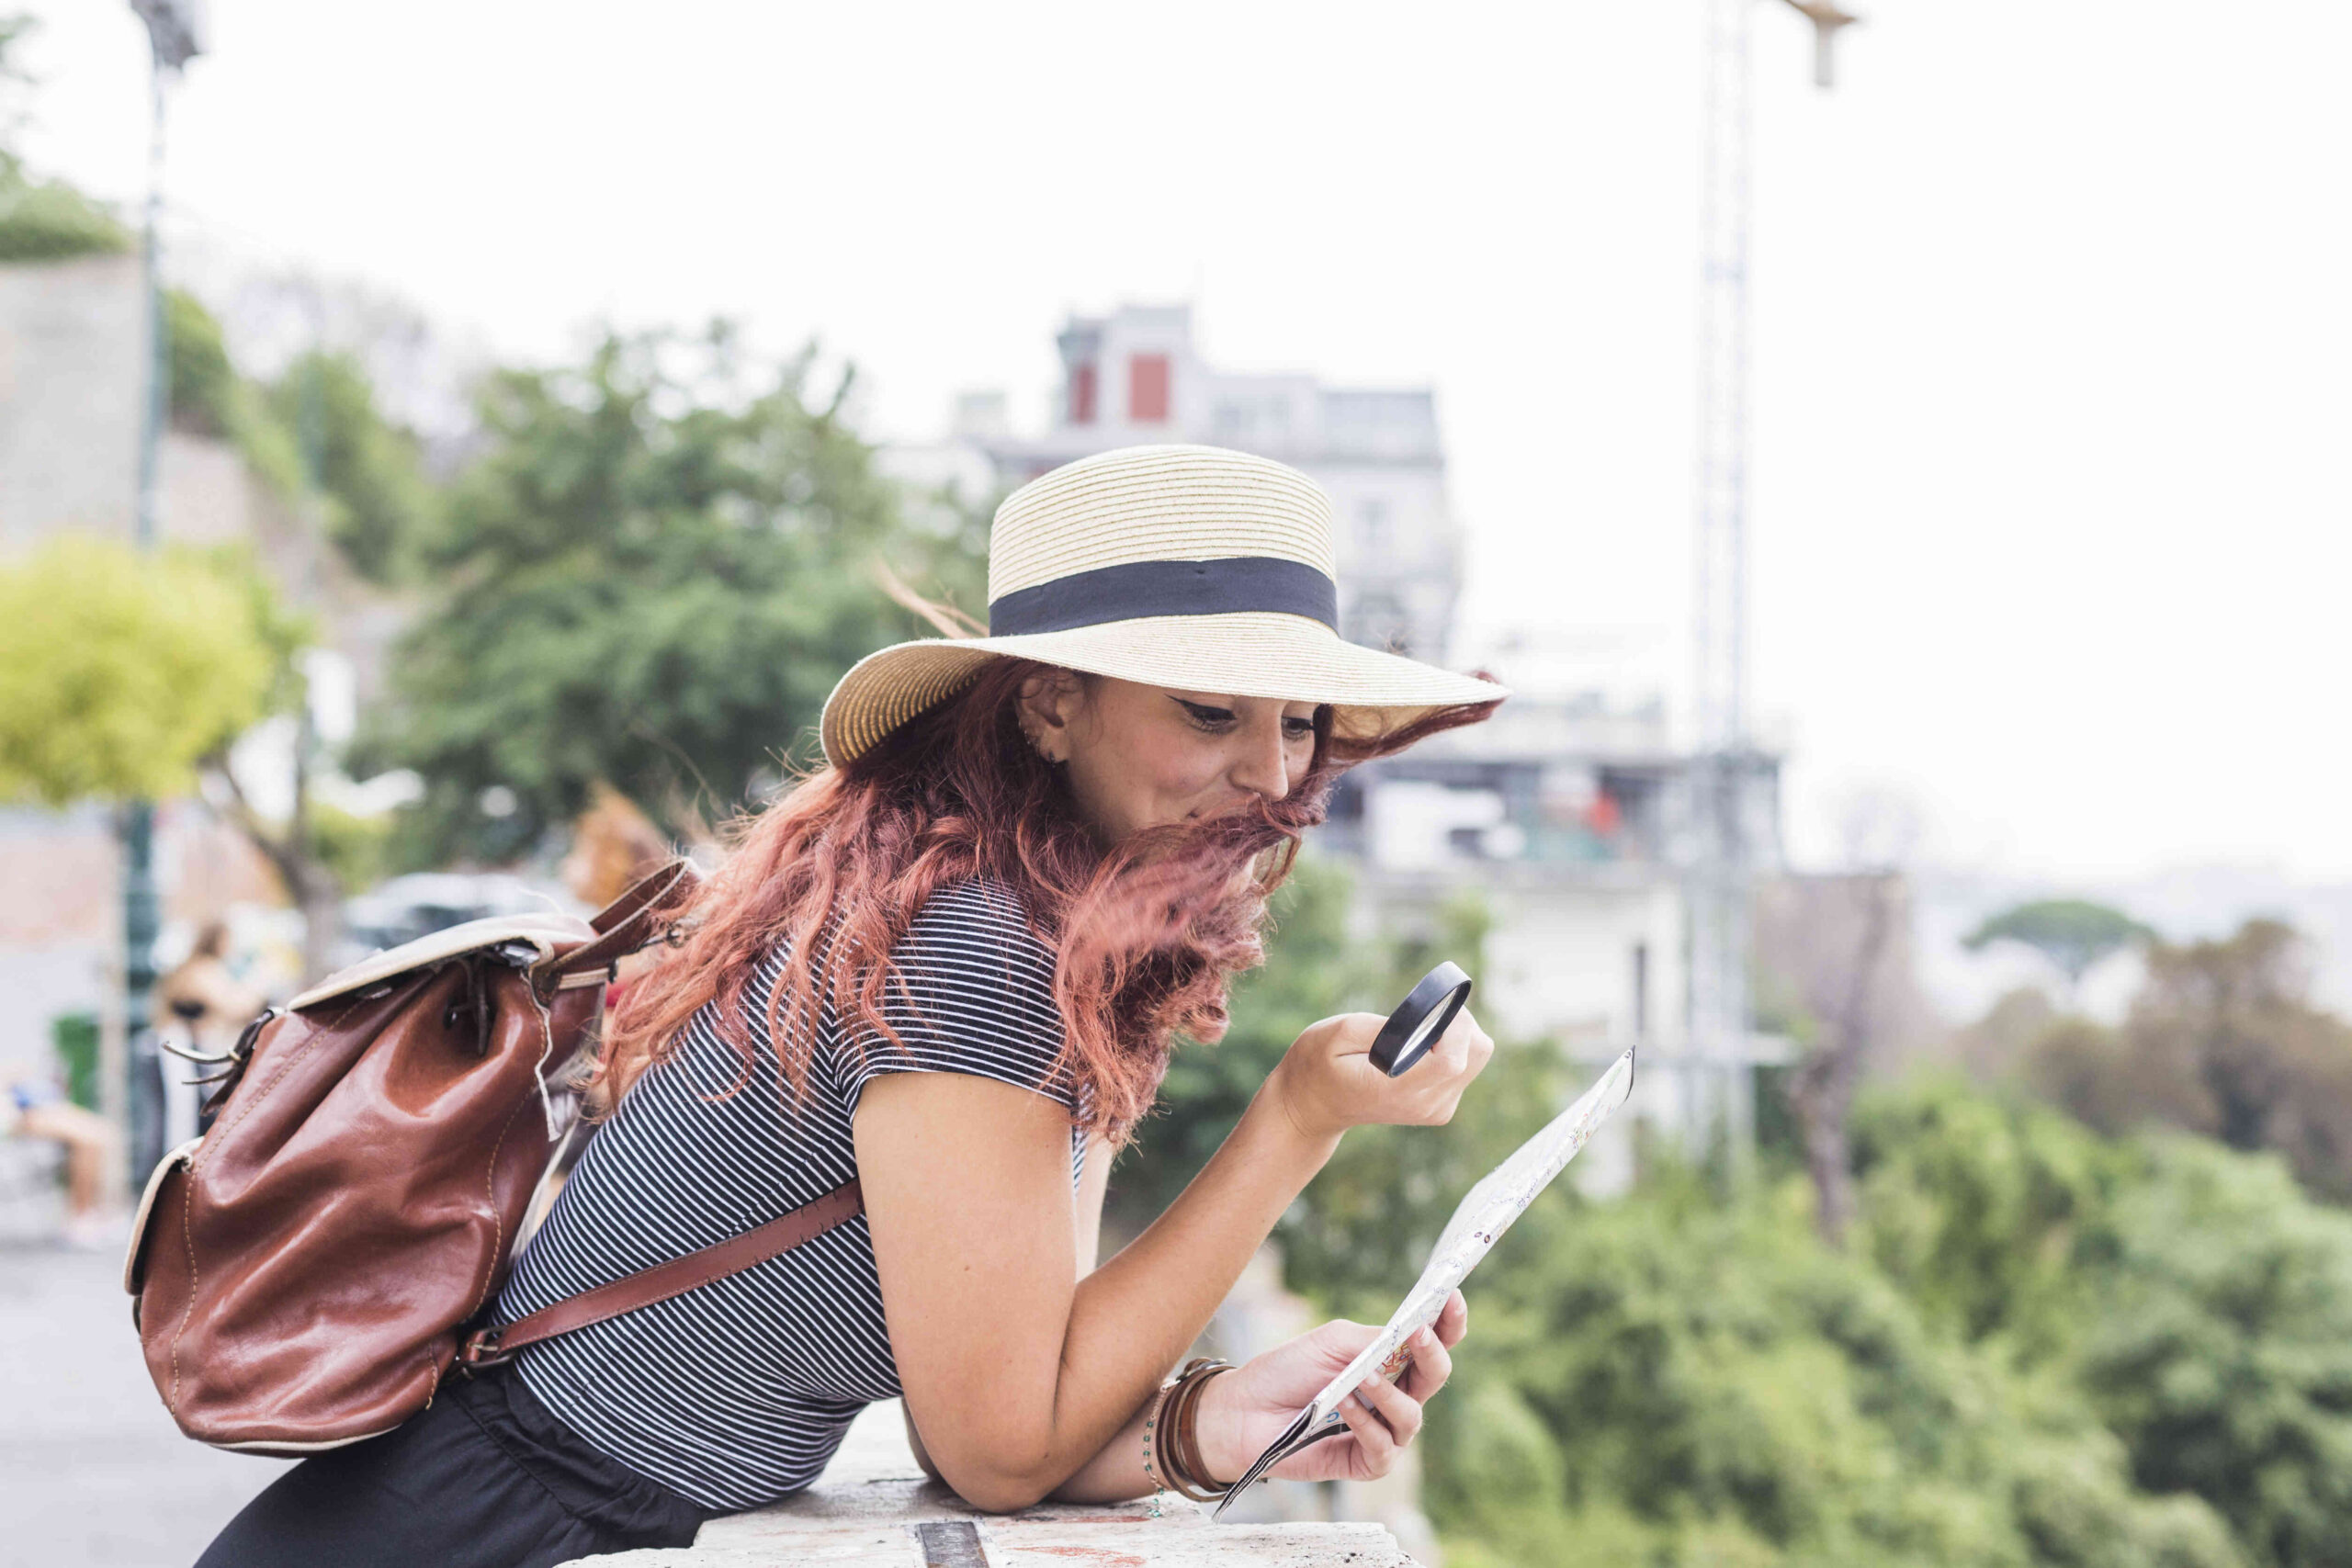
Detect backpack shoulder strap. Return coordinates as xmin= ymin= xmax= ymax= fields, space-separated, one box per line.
xmin=466 ymin=857 xmax=854 ymax=1369
xmin=541 ymin=858 xmax=703 ymax=989
xmin=458 ymin=1179 xmax=863 ymax=1368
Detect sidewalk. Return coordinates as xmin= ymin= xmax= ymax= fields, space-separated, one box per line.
xmin=0 ymin=1243 xmax=288 ymax=1568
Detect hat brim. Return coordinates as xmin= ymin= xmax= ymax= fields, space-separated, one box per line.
xmin=820 ymin=612 xmax=1508 ymax=767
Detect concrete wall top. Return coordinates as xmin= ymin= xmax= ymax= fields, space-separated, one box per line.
xmin=561 ymin=1398 xmax=1421 ymax=1568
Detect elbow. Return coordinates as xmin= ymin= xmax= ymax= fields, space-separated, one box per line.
xmin=928 ymin=1446 xmax=1061 ymax=1514
xmin=954 ymin=1475 xmax=1052 ymax=1515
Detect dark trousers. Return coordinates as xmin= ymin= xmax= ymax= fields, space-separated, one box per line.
xmin=197 ymin=1367 xmax=710 ymax=1568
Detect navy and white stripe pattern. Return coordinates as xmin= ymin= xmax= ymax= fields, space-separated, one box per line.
xmin=493 ymin=878 xmax=1083 ymax=1511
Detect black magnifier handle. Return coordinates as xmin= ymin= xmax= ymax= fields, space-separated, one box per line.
xmin=1367 ymin=962 xmax=1474 ymax=1077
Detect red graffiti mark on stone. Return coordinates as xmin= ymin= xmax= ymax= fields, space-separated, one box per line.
xmin=1014 ymin=1548 xmax=1148 ymax=1567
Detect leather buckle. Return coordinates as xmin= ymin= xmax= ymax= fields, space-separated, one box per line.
xmin=456 ymin=1327 xmax=514 ymax=1371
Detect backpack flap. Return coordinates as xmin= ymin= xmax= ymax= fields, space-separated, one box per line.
xmin=285 ymin=912 xmax=597 ymax=1014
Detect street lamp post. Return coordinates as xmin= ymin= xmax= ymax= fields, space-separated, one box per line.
xmin=121 ymin=0 xmax=203 ymax=1188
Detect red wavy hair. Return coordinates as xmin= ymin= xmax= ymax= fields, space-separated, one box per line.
xmin=594 ymin=658 xmax=1496 ymax=1142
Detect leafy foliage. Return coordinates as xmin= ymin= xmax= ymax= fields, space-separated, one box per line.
xmin=2019 ymin=920 xmax=2352 ymax=1203
xmin=165 ymin=287 xmax=236 ymax=436
xmin=1149 ymin=869 xmax=2352 ymax=1568
xmin=1428 ymin=1162 xmax=2241 ymax=1568
xmin=1850 ymin=1077 xmax=2128 ymax=1353
xmin=1411 ymin=1074 xmax=2352 ymax=1568
xmin=2078 ymin=1137 xmax=2352 ymax=1568
xmin=356 ymin=328 xmax=966 ymax=866
xmin=0 ymin=537 xmax=277 ymax=805
xmin=262 ymin=350 xmax=440 ymax=582
xmin=0 ymin=155 xmax=130 ymax=261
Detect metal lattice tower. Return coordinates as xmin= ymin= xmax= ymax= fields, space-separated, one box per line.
xmin=1686 ymin=0 xmax=1853 ymax=1151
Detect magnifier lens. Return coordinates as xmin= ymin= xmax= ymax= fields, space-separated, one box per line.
xmin=1369 ymin=962 xmax=1474 ymax=1077
xmin=1398 ymin=1010 xmax=1446 ymax=1058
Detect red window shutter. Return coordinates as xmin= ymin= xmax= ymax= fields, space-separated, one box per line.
xmin=1070 ymin=363 xmax=1098 ymax=425
xmin=1129 ymin=355 xmax=1170 ymax=423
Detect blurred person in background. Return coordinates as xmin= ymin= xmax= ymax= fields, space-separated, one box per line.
xmin=3 ymin=1066 xmax=119 ymax=1247
xmin=198 ymin=446 xmax=1507 ymax=1566
xmin=153 ymin=919 xmax=267 ymax=1149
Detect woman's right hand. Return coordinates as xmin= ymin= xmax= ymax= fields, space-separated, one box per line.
xmin=1266 ymin=1005 xmax=1493 ymax=1140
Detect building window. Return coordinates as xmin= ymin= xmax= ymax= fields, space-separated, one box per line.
xmin=1129 ymin=354 xmax=1170 ymax=423
xmin=1069 ymin=362 xmax=1098 ymax=425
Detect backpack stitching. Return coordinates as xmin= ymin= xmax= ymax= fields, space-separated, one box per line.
xmin=468 ymin=1089 xmax=537 ymax=1319
xmin=167 ymin=1163 xmax=198 ymax=1414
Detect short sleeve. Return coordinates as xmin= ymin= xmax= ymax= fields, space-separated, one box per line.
xmin=833 ymin=878 xmax=1078 ymax=1118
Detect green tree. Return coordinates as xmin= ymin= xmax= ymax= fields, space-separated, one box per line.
xmin=1848 ymin=1077 xmax=2352 ymax=1568
xmin=164 ymin=286 xmax=236 ymax=437
xmin=356 ymin=327 xmax=964 ymax=865
xmin=1850 ymin=1076 xmax=2132 ymax=1354
xmin=2018 ymin=920 xmax=2352 ymax=1204
xmin=0 ymin=537 xmax=276 ymax=805
xmin=263 ymin=350 xmax=439 ymax=583
xmin=1427 ymin=1145 xmax=2240 ymax=1568
xmin=1965 ymin=900 xmax=2154 ymax=991
xmin=2077 ymin=1137 xmax=2352 ymax=1568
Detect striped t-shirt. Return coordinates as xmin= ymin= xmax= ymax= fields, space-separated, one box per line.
xmin=492 ymin=878 xmax=1084 ymax=1511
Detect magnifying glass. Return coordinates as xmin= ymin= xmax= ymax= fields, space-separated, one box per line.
xmin=1367 ymin=962 xmax=1474 ymax=1077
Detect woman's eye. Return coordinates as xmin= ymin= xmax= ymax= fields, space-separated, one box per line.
xmin=1283 ymin=718 xmax=1316 ymax=741
xmin=1177 ymin=701 xmax=1238 ymax=730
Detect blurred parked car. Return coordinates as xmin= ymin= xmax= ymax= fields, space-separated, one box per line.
xmin=337 ymin=873 xmax=579 ymax=970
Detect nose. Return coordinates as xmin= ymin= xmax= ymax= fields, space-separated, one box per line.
xmin=1228 ymin=714 xmax=1294 ymax=804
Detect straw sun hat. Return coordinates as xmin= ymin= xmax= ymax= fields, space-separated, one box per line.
xmin=819 ymin=444 xmax=1510 ymax=767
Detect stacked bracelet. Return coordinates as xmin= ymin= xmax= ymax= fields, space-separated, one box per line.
xmin=1154 ymin=1357 xmax=1235 ymax=1503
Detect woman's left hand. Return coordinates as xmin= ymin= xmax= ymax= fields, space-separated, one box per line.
xmin=1189 ymin=1290 xmax=1468 ymax=1487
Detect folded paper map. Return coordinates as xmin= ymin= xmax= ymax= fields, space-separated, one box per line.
xmin=1213 ymin=1045 xmax=1639 ymax=1517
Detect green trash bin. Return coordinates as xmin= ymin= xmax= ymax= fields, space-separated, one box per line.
xmin=50 ymin=1011 xmax=101 ymax=1111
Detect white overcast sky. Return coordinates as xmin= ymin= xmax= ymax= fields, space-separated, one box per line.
xmin=17 ymin=0 xmax=2351 ymax=885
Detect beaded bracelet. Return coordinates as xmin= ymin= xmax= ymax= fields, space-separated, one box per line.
xmin=1139 ymin=1374 xmax=1177 ymax=1494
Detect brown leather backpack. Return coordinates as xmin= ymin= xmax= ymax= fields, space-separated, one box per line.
xmin=122 ymin=860 xmax=862 ymax=1456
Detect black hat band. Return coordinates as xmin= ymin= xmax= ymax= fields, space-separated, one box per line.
xmin=987 ymin=556 xmax=1339 ymax=637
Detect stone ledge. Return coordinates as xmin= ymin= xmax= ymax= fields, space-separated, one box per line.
xmin=564 ymin=1399 xmax=1421 ymax=1567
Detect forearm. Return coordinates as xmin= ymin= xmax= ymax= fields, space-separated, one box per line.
xmin=1031 ymin=1075 xmax=1335 ymax=1497
xmin=1046 ymin=1389 xmax=1157 ymax=1503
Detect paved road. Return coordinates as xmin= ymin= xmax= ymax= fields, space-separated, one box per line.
xmin=0 ymin=1244 xmax=288 ymax=1568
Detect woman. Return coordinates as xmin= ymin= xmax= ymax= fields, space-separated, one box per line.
xmin=199 ymin=444 xmax=1508 ymax=1566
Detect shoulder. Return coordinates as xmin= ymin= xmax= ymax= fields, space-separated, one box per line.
xmin=897 ymin=877 xmax=1057 ymax=976
xmin=842 ymin=876 xmax=1075 ymax=1108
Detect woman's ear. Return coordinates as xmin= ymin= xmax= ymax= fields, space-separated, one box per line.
xmin=1015 ymin=668 xmax=1085 ymax=764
